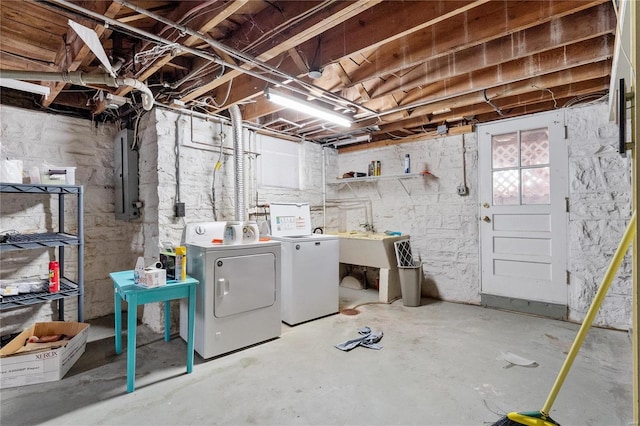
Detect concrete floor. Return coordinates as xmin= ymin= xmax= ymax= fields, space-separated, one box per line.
xmin=0 ymin=287 xmax=633 ymax=426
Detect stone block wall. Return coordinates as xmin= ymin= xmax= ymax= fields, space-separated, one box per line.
xmin=565 ymin=102 xmax=633 ymax=328
xmin=143 ymin=108 xmax=329 ymax=331
xmin=0 ymin=101 xmax=632 ymax=334
xmin=328 ymin=133 xmax=481 ymax=304
xmin=0 ymin=105 xmax=141 ymax=336
xmin=149 ymin=108 xmax=329 ymax=241
xmin=330 ymin=102 xmax=633 ymax=329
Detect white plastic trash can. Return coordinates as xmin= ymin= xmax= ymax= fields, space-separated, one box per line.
xmin=398 ymin=264 xmax=422 ymax=307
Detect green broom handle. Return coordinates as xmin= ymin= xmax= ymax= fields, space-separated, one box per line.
xmin=541 ymin=211 xmax=636 ymax=416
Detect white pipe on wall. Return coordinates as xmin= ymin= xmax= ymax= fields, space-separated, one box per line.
xmin=0 ymin=70 xmax=154 ymax=111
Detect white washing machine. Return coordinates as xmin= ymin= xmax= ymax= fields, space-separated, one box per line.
xmin=179 ymin=222 xmax=281 ymax=359
xmin=269 ymin=203 xmax=339 ymax=326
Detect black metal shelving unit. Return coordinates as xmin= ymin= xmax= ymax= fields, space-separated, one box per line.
xmin=0 ymin=183 xmax=84 ymax=321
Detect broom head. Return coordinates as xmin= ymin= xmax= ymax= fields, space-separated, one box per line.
xmin=492 ymin=411 xmax=561 ymax=426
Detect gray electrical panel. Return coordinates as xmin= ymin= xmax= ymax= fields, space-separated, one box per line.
xmin=114 ymin=129 xmax=140 ymax=220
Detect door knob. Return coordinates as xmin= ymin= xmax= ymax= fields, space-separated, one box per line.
xmin=482 ymin=216 xmax=491 ymax=223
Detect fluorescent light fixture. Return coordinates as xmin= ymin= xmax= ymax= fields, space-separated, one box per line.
xmin=431 ymin=107 xmax=451 ymax=115
xmin=265 ymin=88 xmax=351 ymax=127
xmin=445 ymin=116 xmax=465 ymax=123
xmin=0 ymin=78 xmax=50 ymax=98
xmin=105 ymin=93 xmax=130 ymax=109
xmin=331 ymin=134 xmax=370 ymax=147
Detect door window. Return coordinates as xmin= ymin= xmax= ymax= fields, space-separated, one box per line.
xmin=491 ymin=128 xmax=550 ymax=205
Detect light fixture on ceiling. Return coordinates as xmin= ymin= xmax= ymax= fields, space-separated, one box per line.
xmin=431 ymin=107 xmax=452 ymax=115
xmin=264 ymin=88 xmax=351 ymax=128
xmin=105 ymin=93 xmax=130 ymax=109
xmin=331 ymin=134 xmax=371 ymax=147
xmin=308 ymin=67 xmax=323 ymax=79
xmin=0 ymin=78 xmax=50 ymax=98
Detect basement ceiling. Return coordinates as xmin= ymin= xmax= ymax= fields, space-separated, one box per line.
xmin=0 ymin=0 xmax=616 ymax=148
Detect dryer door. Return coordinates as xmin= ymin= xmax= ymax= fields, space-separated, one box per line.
xmin=213 ymin=252 xmax=277 ymax=318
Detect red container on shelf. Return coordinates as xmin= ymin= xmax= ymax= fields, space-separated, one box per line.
xmin=48 ymin=261 xmax=60 ymax=292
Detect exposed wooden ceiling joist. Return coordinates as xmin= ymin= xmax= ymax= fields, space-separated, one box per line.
xmin=0 ymin=0 xmax=619 ymax=148
xmin=179 ymin=0 xmax=384 ymax=104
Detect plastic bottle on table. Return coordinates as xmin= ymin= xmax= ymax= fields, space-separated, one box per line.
xmin=175 ymin=246 xmax=187 ymax=281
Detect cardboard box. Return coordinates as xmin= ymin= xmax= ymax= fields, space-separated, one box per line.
xmin=0 ymin=322 xmax=89 ymax=389
xmin=133 ymin=257 xmax=166 ymax=287
xmin=139 ymin=268 xmax=166 ymax=288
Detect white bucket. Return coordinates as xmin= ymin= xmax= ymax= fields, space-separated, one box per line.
xmin=242 ymin=221 xmax=260 ymax=243
xmin=1 ymin=160 xmax=23 ymax=183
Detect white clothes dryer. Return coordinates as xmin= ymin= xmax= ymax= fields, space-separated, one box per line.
xmin=180 ymin=222 xmax=281 ymax=359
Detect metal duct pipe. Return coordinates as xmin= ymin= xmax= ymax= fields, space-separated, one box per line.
xmin=0 ymin=70 xmax=154 ymax=111
xmin=229 ymin=104 xmax=245 ymax=222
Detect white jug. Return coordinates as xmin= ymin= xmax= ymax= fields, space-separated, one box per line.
xmin=243 ymin=221 xmax=260 ymax=243
xmin=223 ymin=221 xmax=243 ymax=245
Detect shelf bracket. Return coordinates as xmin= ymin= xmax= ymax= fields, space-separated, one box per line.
xmin=397 ymin=178 xmax=411 ymax=196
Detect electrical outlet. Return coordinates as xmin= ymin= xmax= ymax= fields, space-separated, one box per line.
xmin=457 ymin=184 xmax=468 ymax=196
xmin=174 ymin=202 xmax=185 ymax=217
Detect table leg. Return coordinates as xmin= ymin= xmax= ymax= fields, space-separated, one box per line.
xmin=114 ymin=288 xmax=122 ymax=355
xmin=186 ymin=285 xmax=195 ymax=374
xmin=127 ymin=293 xmax=138 ymax=393
xmin=164 ymin=300 xmax=171 ymax=342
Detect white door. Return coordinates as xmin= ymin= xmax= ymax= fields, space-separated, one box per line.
xmin=289 ymin=238 xmax=339 ymax=323
xmin=213 ymin=252 xmax=277 ymax=318
xmin=478 ymin=110 xmax=568 ymax=306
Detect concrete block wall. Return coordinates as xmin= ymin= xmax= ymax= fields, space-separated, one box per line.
xmin=0 ymin=105 xmax=141 ymax=336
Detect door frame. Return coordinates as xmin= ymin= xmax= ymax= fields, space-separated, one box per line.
xmin=478 ymin=110 xmax=569 ymax=319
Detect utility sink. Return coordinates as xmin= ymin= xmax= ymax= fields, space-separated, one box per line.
xmin=335 ymin=232 xmax=395 ymax=240
xmin=333 ymin=232 xmax=410 ymax=302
